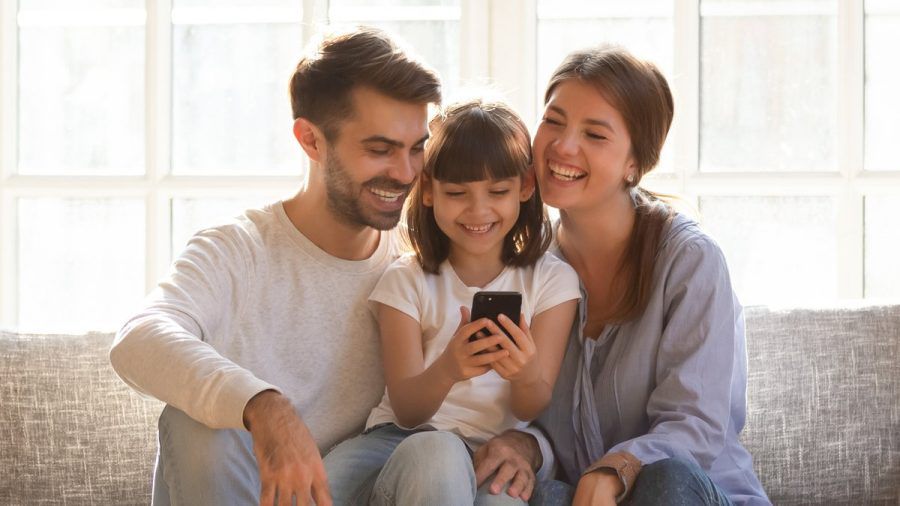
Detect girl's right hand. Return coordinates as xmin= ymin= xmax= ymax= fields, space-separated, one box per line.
xmin=438 ymin=306 xmax=510 ymax=382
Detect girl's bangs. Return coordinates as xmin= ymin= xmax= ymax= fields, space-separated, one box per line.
xmin=428 ymin=110 xmax=530 ymax=184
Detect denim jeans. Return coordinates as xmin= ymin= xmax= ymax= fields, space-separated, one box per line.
xmin=153 ymin=406 xmax=527 ymax=506
xmin=323 ymin=424 xmax=527 ymax=506
xmin=152 ymin=405 xmax=260 ymax=506
xmin=530 ymin=458 xmax=733 ymax=506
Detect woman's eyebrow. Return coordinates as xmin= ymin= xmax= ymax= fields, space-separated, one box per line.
xmin=548 ymin=105 xmax=615 ymax=131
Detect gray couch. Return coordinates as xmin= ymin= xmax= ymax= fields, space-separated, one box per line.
xmin=1 ymin=305 xmax=898 ymax=505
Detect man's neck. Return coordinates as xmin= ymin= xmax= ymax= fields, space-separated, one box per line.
xmin=282 ymin=187 xmax=381 ymax=261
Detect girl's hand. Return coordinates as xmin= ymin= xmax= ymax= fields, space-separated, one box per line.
xmin=489 ymin=313 xmax=540 ymax=386
xmin=572 ymin=470 xmax=620 ymax=506
xmin=437 ymin=307 xmax=510 ymax=383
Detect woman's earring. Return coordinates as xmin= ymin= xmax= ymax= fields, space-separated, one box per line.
xmin=626 ymin=174 xmax=635 ymax=185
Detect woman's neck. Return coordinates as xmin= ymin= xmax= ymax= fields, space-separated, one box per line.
xmin=557 ymin=193 xmax=636 ymax=276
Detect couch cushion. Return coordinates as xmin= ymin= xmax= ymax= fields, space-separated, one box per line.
xmin=742 ymin=305 xmax=900 ymax=505
xmin=0 ymin=331 xmax=161 ymax=505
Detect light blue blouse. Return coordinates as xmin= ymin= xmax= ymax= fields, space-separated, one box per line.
xmin=537 ymin=214 xmax=771 ymax=505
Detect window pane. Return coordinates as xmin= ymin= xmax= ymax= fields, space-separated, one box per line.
xmin=865 ymin=196 xmax=900 ymax=298
xmin=536 ymin=0 xmax=674 ymax=172
xmin=699 ymin=196 xmax=838 ymax=304
xmin=170 ymin=197 xmax=277 ymax=259
xmin=18 ymin=24 xmax=145 ymax=174
xmin=329 ymin=2 xmax=461 ymax=98
xmin=174 ymin=0 xmax=297 ymax=6
xmin=172 ymin=23 xmax=303 ymax=175
xmin=20 ymin=0 xmax=139 ymax=8
xmin=864 ymin=2 xmax=900 ymax=171
xmin=700 ymin=0 xmax=837 ymax=172
xmin=17 ymin=198 xmax=145 ymax=332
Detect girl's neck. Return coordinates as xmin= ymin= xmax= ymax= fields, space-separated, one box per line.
xmin=447 ymin=248 xmax=506 ymax=288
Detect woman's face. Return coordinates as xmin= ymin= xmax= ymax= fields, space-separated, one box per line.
xmin=533 ymin=78 xmax=636 ymax=213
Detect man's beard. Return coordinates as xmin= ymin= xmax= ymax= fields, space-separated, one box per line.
xmin=323 ymin=147 xmax=412 ymax=231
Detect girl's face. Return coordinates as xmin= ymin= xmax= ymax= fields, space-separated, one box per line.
xmin=424 ymin=174 xmax=534 ymax=263
xmin=532 ymin=78 xmax=636 ymax=213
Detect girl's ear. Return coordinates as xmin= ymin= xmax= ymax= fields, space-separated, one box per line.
xmin=422 ymin=174 xmax=435 ymax=207
xmin=293 ymin=118 xmax=325 ymax=163
xmin=520 ymin=169 xmax=536 ymax=202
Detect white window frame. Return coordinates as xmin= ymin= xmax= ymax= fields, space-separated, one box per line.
xmin=1 ymin=0 xmax=898 ymax=329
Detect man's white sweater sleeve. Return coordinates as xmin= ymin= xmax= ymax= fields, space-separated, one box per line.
xmin=109 ymin=226 xmax=280 ymax=430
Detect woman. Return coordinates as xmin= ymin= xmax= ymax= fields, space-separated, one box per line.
xmin=531 ymin=47 xmax=770 ymax=505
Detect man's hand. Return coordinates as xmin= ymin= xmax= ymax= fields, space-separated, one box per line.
xmin=473 ymin=429 xmax=542 ymax=501
xmin=572 ymin=470 xmax=620 ymax=506
xmin=243 ymin=391 xmax=332 ymax=506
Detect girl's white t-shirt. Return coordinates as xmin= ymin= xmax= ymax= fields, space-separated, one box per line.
xmin=366 ymin=252 xmax=582 ymax=448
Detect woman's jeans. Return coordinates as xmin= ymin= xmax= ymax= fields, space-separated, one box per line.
xmin=323 ymin=424 xmax=527 ymax=506
xmin=530 ymin=458 xmax=734 ymax=506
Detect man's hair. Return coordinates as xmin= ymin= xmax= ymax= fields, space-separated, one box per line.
xmin=289 ymin=26 xmax=442 ymax=140
xmin=405 ymin=99 xmax=551 ymax=274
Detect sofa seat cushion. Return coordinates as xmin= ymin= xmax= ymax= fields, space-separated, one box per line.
xmin=742 ymin=305 xmax=900 ymax=505
xmin=0 ymin=331 xmax=161 ymax=505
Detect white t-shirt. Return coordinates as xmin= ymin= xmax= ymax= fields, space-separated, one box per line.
xmin=366 ymin=252 xmax=582 ymax=447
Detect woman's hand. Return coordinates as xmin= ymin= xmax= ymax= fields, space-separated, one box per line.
xmin=572 ymin=470 xmax=621 ymax=506
xmin=436 ymin=307 xmax=510 ymax=382
xmin=489 ymin=313 xmax=541 ymax=386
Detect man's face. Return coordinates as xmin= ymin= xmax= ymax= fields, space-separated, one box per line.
xmin=322 ymin=87 xmax=430 ymax=230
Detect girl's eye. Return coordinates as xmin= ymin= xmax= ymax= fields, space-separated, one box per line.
xmin=490 ymin=189 xmax=511 ymax=195
xmin=543 ymin=117 xmax=562 ymax=126
xmin=444 ymin=191 xmax=465 ymax=197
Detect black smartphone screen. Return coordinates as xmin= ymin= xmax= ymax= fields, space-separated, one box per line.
xmin=469 ymin=291 xmax=522 ymax=343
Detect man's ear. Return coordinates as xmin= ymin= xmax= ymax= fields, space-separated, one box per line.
xmin=294 ymin=118 xmax=325 ymax=163
xmin=422 ymin=174 xmax=435 ymax=207
xmin=520 ymin=169 xmax=536 ymax=202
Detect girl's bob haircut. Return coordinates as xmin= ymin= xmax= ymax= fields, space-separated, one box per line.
xmin=405 ymin=99 xmax=551 ymax=274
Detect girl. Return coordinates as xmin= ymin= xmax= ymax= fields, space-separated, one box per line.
xmin=324 ymin=99 xmax=581 ymax=506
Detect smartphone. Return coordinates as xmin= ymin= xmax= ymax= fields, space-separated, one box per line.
xmin=468 ymin=291 xmax=522 ymax=344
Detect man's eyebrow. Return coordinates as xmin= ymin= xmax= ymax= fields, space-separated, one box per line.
xmin=361 ymin=134 xmax=430 ymax=147
xmin=548 ymin=105 xmax=615 ymax=131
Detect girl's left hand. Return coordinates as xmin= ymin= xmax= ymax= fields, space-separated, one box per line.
xmin=489 ymin=313 xmax=540 ymax=386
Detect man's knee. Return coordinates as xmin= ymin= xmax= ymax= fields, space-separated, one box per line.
xmin=156 ymin=405 xmax=259 ymax=502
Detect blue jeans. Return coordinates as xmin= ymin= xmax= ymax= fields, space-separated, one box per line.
xmin=323 ymin=424 xmax=527 ymax=506
xmin=152 ymin=405 xmax=260 ymax=505
xmin=531 ymin=458 xmax=733 ymax=506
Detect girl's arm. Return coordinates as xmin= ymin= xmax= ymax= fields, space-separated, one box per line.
xmin=378 ymin=304 xmax=509 ymax=428
xmin=493 ymin=299 xmax=579 ymax=421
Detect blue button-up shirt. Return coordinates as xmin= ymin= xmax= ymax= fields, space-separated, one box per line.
xmin=537 ymin=214 xmax=770 ymax=505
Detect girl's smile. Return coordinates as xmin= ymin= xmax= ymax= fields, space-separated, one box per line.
xmin=424 ymin=176 xmax=532 ymax=271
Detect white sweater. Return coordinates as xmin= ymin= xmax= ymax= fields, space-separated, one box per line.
xmin=110 ymin=201 xmax=399 ymax=452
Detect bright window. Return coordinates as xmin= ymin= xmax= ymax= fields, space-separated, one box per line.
xmin=1 ymin=0 xmax=898 ymax=332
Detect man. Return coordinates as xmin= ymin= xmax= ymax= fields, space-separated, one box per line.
xmin=111 ymin=26 xmax=548 ymax=506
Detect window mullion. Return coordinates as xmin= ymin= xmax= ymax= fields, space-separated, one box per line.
xmin=460 ymin=0 xmax=489 ymax=89
xmin=673 ymin=0 xmax=700 ymax=201
xmin=837 ymin=0 xmax=865 ymax=298
xmin=147 ymin=0 xmax=173 ymax=294
xmin=487 ymin=0 xmax=536 ymax=125
xmin=0 ymin=0 xmax=19 ymax=327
